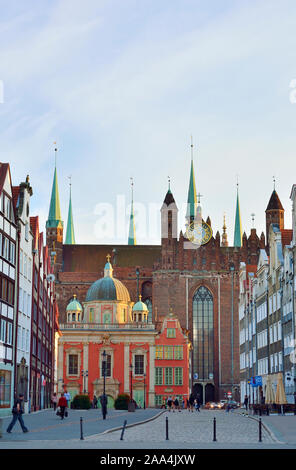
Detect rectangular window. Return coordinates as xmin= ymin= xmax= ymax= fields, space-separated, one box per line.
xmin=155 ymin=367 xmax=163 ymax=385
xmin=68 ymin=354 xmax=78 ymax=375
xmin=7 ymin=322 xmax=12 ymax=345
xmin=134 ymin=354 xmax=144 ymax=375
xmin=1 ymin=319 xmax=6 ymax=342
xmin=167 ymin=328 xmax=176 ymax=338
xmin=164 ymin=346 xmax=174 ymax=360
xmin=9 ymin=242 xmax=15 ymax=265
xmin=174 ymin=346 xmax=183 ymax=360
xmin=24 ymin=254 xmax=27 ymax=278
xmin=0 ymin=370 xmax=11 ymax=408
xmin=155 ymin=395 xmax=163 ymax=406
xmin=3 ymin=237 xmax=8 ymax=260
xmin=174 ymin=367 xmax=183 ymax=385
xmin=164 ymin=367 xmax=173 ymax=385
xmin=7 ymin=282 xmax=14 ymax=305
xmin=2 ymin=278 xmax=7 ymax=302
xmin=155 ymin=346 xmax=163 ymax=359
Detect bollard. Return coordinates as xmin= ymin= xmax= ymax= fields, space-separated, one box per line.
xmin=213 ymin=417 xmax=217 ymax=442
xmin=259 ymin=418 xmax=262 ymax=442
xmin=80 ymin=417 xmax=84 ymax=440
xmin=166 ymin=416 xmax=169 ymax=440
xmin=120 ymin=420 xmax=127 ymax=441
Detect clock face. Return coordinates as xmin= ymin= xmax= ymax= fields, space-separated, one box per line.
xmin=186 ymin=221 xmax=212 ymax=246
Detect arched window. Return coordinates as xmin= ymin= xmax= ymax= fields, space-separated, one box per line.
xmin=192 ymin=286 xmax=214 ymax=381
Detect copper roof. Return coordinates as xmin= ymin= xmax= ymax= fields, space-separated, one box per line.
xmin=63 ymin=244 xmax=161 ymax=272
xmin=281 ymin=229 xmax=293 ymax=248
xmin=266 ymin=190 xmax=284 ymax=211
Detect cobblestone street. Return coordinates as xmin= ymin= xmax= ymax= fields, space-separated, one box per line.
xmin=92 ymin=409 xmax=274 ymax=445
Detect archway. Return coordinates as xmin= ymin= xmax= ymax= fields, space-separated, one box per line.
xmin=205 ymin=383 xmax=215 ymax=403
xmin=193 ymin=383 xmax=203 ymax=403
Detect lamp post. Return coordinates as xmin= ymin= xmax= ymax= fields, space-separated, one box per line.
xmin=143 ymin=373 xmax=146 ymax=410
xmin=102 ymin=350 xmax=107 ymax=420
xmin=230 ymin=264 xmax=235 ymax=397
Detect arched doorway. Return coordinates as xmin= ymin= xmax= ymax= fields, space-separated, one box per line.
xmin=193 ymin=383 xmax=203 ymax=403
xmin=205 ymin=383 xmax=215 ymax=402
xmin=97 ymin=395 xmax=115 ymax=409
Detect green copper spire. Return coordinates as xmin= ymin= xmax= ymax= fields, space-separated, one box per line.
xmin=46 ymin=147 xmax=63 ymax=229
xmin=65 ymin=177 xmax=75 ymax=244
xmin=186 ymin=137 xmax=197 ymax=221
xmin=128 ymin=177 xmax=136 ymax=245
xmin=234 ymin=184 xmax=242 ymax=247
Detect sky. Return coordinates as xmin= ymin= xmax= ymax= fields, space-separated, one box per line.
xmin=0 ymin=0 xmax=296 ymax=245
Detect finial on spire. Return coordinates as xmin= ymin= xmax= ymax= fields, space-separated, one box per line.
xmin=223 ymin=212 xmax=227 ymax=231
xmin=130 ymin=177 xmax=134 ymax=202
xmin=190 ymin=135 xmax=193 ymax=161
xmin=273 ymin=175 xmax=276 ymax=190
xmin=168 ymin=176 xmax=170 ymax=191
xmin=106 ymin=253 xmax=111 ymax=263
xmin=251 ymin=213 xmax=255 ymax=228
xmin=139 ymin=294 xmax=142 ymax=301
xmin=53 ymin=142 xmax=58 ymax=167
xmin=197 ymin=192 xmax=203 ymax=204
xmin=73 ymin=294 xmax=77 ymax=299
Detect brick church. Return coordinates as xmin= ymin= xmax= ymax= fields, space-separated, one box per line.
xmin=46 ymin=146 xmax=282 ymax=404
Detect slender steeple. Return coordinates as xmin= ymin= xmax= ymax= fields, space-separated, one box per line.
xmin=46 ymin=145 xmax=63 ymax=229
xmin=65 ymin=176 xmax=75 ymax=244
xmin=221 ymin=213 xmax=228 ymax=247
xmin=233 ymin=183 xmax=242 ymax=247
xmin=186 ymin=136 xmax=197 ymax=224
xmin=128 ymin=177 xmax=136 ymax=245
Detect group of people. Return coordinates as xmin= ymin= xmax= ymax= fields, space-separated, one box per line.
xmin=162 ymin=395 xmax=201 ymax=412
xmin=51 ymin=391 xmax=71 ymax=420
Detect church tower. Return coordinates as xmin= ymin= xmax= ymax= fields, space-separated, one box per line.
xmin=128 ymin=177 xmax=136 ymax=245
xmin=233 ymin=185 xmax=242 ymax=247
xmin=65 ymin=177 xmax=75 ymax=244
xmin=161 ymin=178 xmax=178 ymax=270
xmin=265 ymin=189 xmax=284 ymax=246
xmin=46 ymin=146 xmax=64 ymax=276
xmin=185 ymin=138 xmax=197 ymax=229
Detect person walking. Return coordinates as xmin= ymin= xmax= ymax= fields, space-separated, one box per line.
xmin=58 ymin=393 xmax=68 ymax=420
xmin=93 ymin=395 xmax=98 ymax=409
xmin=64 ymin=391 xmax=71 ymax=408
xmin=195 ymin=398 xmax=201 ymax=412
xmin=51 ymin=392 xmax=58 ymax=412
xmin=189 ymin=394 xmax=195 ymax=412
xmin=6 ymin=394 xmax=29 ymax=433
xmin=174 ymin=396 xmax=181 ymax=412
xmin=244 ymin=395 xmax=249 ymax=411
xmin=167 ymin=396 xmax=173 ymax=411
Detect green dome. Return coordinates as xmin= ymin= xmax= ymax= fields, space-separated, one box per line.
xmin=86 ymin=276 xmax=130 ymax=302
xmin=66 ymin=296 xmax=82 ymax=312
xmin=132 ymin=298 xmax=148 ymax=312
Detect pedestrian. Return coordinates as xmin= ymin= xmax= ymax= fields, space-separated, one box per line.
xmin=189 ymin=393 xmax=195 ymax=412
xmin=182 ymin=398 xmax=185 ymax=409
xmin=100 ymin=393 xmax=108 ymax=418
xmin=167 ymin=396 xmax=173 ymax=411
xmin=174 ymin=396 xmax=181 ymax=412
xmin=244 ymin=394 xmax=249 ymax=411
xmin=64 ymin=390 xmax=71 ymax=407
xmin=186 ymin=398 xmax=190 ymax=411
xmin=195 ymin=398 xmax=201 ymax=412
xmin=57 ymin=393 xmax=68 ymax=420
xmin=6 ymin=394 xmax=29 ymax=433
xmin=51 ymin=392 xmax=58 ymax=412
xmin=93 ymin=394 xmax=98 ymax=409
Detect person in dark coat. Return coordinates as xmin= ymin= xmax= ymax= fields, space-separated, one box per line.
xmin=93 ymin=395 xmax=98 ymax=409
xmin=6 ymin=394 xmax=29 ymax=433
xmin=189 ymin=394 xmax=195 ymax=412
xmin=100 ymin=393 xmax=108 ymax=418
xmin=244 ymin=395 xmax=249 ymax=411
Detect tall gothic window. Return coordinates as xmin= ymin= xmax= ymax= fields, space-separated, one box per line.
xmin=192 ymin=286 xmax=214 ymax=381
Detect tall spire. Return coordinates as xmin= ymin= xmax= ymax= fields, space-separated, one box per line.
xmin=65 ymin=176 xmax=75 ymax=244
xmin=128 ymin=177 xmax=136 ymax=245
xmin=46 ymin=145 xmax=63 ymax=229
xmin=186 ymin=136 xmax=197 ymax=224
xmin=233 ymin=182 xmax=242 ymax=247
xmin=221 ymin=213 xmax=228 ymax=247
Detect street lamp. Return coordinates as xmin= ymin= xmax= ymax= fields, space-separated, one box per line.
xmin=102 ymin=350 xmax=107 ymax=420
xmin=143 ymin=373 xmax=146 ymax=409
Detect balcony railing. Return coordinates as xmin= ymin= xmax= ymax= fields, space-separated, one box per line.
xmin=60 ymin=322 xmax=155 ymax=330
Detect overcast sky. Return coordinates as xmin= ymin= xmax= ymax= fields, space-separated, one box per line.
xmin=1 ymin=0 xmax=296 ymax=245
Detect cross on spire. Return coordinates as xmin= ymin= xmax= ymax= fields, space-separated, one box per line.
xmin=106 ymin=253 xmax=111 ymax=262
xmin=197 ymin=192 xmax=203 ymax=204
